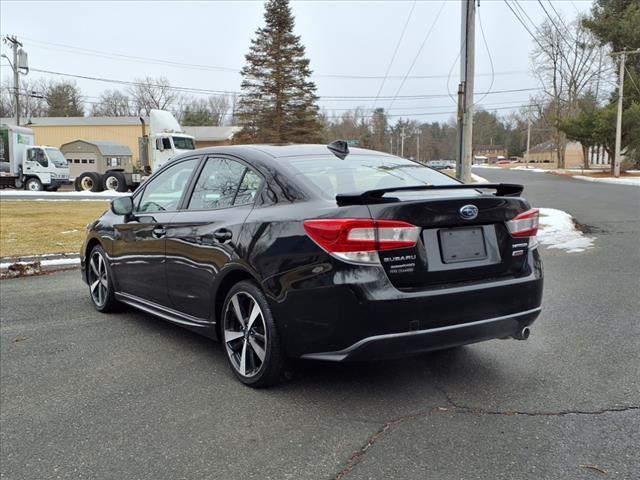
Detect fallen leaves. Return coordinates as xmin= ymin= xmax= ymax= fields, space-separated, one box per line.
xmin=579 ymin=464 xmax=608 ymax=475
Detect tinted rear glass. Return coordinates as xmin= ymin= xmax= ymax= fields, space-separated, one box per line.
xmin=282 ymin=154 xmax=462 ymax=198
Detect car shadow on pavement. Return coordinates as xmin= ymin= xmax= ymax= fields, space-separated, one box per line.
xmin=113 ymin=304 xmax=506 ymax=406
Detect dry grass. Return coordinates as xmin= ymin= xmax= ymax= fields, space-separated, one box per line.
xmin=0 ymin=201 xmax=109 ymax=258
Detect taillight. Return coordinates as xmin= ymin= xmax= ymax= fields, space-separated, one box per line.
xmin=303 ymin=219 xmax=420 ymax=264
xmin=506 ymin=208 xmax=539 ymax=237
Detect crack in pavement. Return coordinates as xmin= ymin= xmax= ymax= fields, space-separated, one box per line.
xmin=332 ymin=397 xmax=640 ymax=480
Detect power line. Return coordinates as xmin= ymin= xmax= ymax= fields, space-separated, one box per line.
xmin=505 ymin=0 xmax=575 ymax=79
xmin=445 ymin=49 xmax=463 ymax=105
xmin=546 ymin=1 xmax=573 ymax=34
xmin=30 ymin=67 xmax=543 ymax=101
xmin=624 ymin=65 xmax=640 ymax=97
xmin=21 ymin=37 xmax=240 ymax=73
xmin=512 ymin=0 xmax=540 ymax=35
xmin=325 ymin=103 xmax=537 ymax=119
xmin=324 ymin=99 xmax=535 ymax=113
xmin=17 ymin=35 xmax=527 ymax=81
xmin=503 ymin=1 xmax=547 ymax=53
xmin=473 ymin=6 xmax=495 ymax=107
xmin=537 ymin=0 xmax=574 ymax=51
xmin=387 ymin=0 xmax=447 ymax=111
xmin=372 ymin=0 xmax=416 ymax=109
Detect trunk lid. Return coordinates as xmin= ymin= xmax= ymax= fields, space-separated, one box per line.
xmin=366 ymin=192 xmax=533 ymax=289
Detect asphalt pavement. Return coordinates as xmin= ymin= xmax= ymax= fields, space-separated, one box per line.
xmin=1 ymin=168 xmax=638 ymax=479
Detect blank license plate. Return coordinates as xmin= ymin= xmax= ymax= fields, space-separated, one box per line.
xmin=439 ymin=227 xmax=487 ymax=263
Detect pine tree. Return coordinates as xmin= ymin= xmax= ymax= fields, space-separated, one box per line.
xmin=235 ymin=0 xmax=321 ymax=144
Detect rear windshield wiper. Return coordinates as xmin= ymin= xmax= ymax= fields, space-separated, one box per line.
xmin=335 ymin=183 xmax=524 ymax=206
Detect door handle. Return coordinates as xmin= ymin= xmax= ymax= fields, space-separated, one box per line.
xmin=152 ymin=226 xmax=166 ymax=239
xmin=213 ymin=228 xmax=232 ymax=242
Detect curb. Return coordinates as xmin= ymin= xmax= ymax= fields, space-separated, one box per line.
xmin=0 ymin=254 xmax=81 ymax=278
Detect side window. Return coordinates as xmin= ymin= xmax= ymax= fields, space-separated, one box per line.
xmin=234 ymin=170 xmax=263 ymax=206
xmin=137 ymin=158 xmax=198 ymax=213
xmin=36 ymin=150 xmax=48 ymax=167
xmin=162 ymin=137 xmax=172 ymax=150
xmin=188 ymin=158 xmax=257 ymax=210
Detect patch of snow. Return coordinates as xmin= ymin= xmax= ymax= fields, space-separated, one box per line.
xmin=512 ymin=166 xmax=554 ymax=173
xmin=471 ymin=173 xmax=489 ymax=183
xmin=537 ymin=208 xmax=595 ymax=253
xmin=0 ymin=257 xmax=80 ymax=270
xmin=572 ymin=175 xmax=640 ymax=187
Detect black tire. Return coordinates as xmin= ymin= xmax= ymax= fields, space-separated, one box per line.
xmin=76 ymin=172 xmax=103 ymax=192
xmin=45 ymin=185 xmax=59 ymax=192
xmin=24 ymin=177 xmax=43 ymax=191
xmin=221 ymin=280 xmax=289 ymax=388
xmin=87 ymin=245 xmax=118 ymax=313
xmin=102 ymin=171 xmax=128 ymax=192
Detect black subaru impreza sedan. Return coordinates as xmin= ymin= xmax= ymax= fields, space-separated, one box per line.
xmin=81 ymin=142 xmax=543 ymax=387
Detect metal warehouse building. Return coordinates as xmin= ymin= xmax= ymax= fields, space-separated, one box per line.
xmin=0 ymin=117 xmax=239 ymax=165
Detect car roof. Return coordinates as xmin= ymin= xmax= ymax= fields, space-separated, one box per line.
xmin=193 ymin=144 xmax=396 ymax=159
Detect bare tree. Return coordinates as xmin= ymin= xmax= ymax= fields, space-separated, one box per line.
xmin=129 ymin=76 xmax=181 ymax=115
xmin=531 ymin=15 xmax=610 ymax=167
xmin=91 ymin=89 xmax=132 ymax=116
xmin=207 ymin=95 xmax=230 ymax=126
xmin=177 ymin=95 xmax=231 ymax=126
xmin=1 ymin=78 xmax=49 ymax=119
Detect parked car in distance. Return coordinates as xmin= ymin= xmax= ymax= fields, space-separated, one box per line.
xmin=81 ymin=142 xmax=543 ymax=387
xmin=426 ymin=159 xmax=456 ymax=170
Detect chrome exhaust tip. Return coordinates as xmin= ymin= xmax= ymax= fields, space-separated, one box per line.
xmin=512 ymin=326 xmax=531 ymax=341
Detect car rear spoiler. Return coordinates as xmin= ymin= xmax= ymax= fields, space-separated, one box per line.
xmin=335 ymin=183 xmax=524 ymax=206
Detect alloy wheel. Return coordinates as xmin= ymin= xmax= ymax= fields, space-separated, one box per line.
xmin=88 ymin=251 xmax=109 ymax=307
xmin=223 ymin=292 xmax=268 ymax=378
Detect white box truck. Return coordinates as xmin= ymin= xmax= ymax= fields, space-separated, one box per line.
xmin=0 ymin=124 xmax=71 ymax=191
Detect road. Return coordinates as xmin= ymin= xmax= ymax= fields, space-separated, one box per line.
xmin=1 ymin=168 xmax=638 ymax=480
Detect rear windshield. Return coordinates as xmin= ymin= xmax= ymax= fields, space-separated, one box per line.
xmin=282 ymin=154 xmax=464 ymax=199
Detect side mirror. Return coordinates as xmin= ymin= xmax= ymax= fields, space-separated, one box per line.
xmin=156 ymin=137 xmax=165 ymax=152
xmin=111 ymin=196 xmax=134 ymax=216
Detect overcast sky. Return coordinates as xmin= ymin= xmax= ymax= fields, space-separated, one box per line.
xmin=1 ymin=0 xmax=594 ymax=123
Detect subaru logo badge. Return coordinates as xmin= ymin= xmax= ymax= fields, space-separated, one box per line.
xmin=459 ymin=204 xmax=478 ymax=220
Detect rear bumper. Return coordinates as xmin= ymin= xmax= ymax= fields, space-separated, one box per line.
xmin=301 ymin=307 xmax=540 ymax=361
xmin=267 ymin=249 xmax=543 ymax=359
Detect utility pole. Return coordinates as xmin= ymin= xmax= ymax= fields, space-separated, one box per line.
xmin=389 ymin=136 xmax=393 ymax=155
xmin=611 ymin=48 xmax=640 ymax=178
xmin=456 ymin=0 xmax=475 ymax=183
xmin=2 ymin=36 xmax=25 ymax=126
xmin=416 ymin=130 xmax=421 ymax=163
xmin=526 ymin=108 xmax=532 ymax=169
xmin=614 ymin=52 xmax=625 ymax=178
xmin=400 ymin=126 xmax=406 ymax=158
